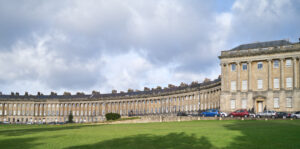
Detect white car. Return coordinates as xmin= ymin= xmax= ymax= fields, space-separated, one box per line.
xmin=291 ymin=111 xmax=300 ymax=119
xmin=220 ymin=112 xmax=228 ymax=117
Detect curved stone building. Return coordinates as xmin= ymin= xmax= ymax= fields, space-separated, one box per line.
xmin=1 ymin=38 xmax=300 ymax=124
xmin=0 ymin=78 xmax=221 ymax=123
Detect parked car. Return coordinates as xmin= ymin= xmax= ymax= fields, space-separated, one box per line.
xmin=249 ymin=112 xmax=256 ymax=118
xmin=291 ymin=111 xmax=300 ymax=119
xmin=256 ymin=110 xmax=277 ymax=118
xmin=220 ymin=112 xmax=228 ymax=117
xmin=200 ymin=109 xmax=220 ymax=117
xmin=2 ymin=121 xmax=10 ymax=124
xmin=229 ymin=109 xmax=249 ymax=117
xmin=177 ymin=112 xmax=187 ymax=116
xmin=276 ymin=112 xmax=288 ymax=118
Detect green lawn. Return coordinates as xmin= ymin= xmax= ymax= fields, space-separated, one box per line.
xmin=0 ymin=120 xmax=299 ymax=149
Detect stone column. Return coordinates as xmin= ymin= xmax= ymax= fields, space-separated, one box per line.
xmin=280 ymin=59 xmax=284 ymax=89
xmin=237 ymin=62 xmax=240 ymax=91
xmin=227 ymin=63 xmax=230 ymax=90
xmin=248 ymin=61 xmax=252 ymax=90
xmin=293 ymin=57 xmax=297 ymax=88
xmin=299 ymin=57 xmax=300 ymax=88
xmin=268 ymin=59 xmax=272 ymax=90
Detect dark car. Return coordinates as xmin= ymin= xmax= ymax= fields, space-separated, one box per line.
xmin=177 ymin=112 xmax=187 ymax=116
xmin=229 ymin=109 xmax=250 ymax=117
xmin=276 ymin=112 xmax=288 ymax=118
xmin=200 ymin=109 xmax=220 ymax=117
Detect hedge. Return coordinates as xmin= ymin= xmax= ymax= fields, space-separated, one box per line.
xmin=105 ymin=113 xmax=121 ymax=120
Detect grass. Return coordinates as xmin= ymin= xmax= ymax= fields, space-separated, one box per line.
xmin=0 ymin=120 xmax=299 ymax=149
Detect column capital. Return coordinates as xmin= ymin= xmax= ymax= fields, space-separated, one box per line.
xmin=267 ymin=59 xmax=272 ymax=62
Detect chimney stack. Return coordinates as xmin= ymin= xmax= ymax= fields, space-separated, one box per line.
xmin=37 ymin=92 xmax=41 ymax=96
xmin=16 ymin=92 xmax=19 ymax=96
xmin=11 ymin=92 xmax=14 ymax=96
xmin=0 ymin=92 xmax=2 ymax=95
xmin=25 ymin=92 xmax=28 ymax=96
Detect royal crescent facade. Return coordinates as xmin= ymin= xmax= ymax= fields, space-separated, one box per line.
xmin=0 ymin=39 xmax=300 ymax=123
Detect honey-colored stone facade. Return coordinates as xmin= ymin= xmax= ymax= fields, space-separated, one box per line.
xmin=1 ymin=39 xmax=299 ymax=124
xmin=0 ymin=80 xmax=220 ymax=123
xmin=219 ymin=42 xmax=300 ymax=113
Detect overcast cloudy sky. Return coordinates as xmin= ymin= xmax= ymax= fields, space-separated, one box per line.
xmin=0 ymin=0 xmax=300 ymax=95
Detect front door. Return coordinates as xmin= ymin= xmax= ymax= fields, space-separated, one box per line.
xmin=257 ymin=101 xmax=263 ymax=113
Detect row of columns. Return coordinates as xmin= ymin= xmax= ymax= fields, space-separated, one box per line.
xmin=223 ymin=57 xmax=299 ymax=91
xmin=0 ymin=89 xmax=221 ymax=120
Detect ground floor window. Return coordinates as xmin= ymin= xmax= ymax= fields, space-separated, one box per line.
xmin=274 ymin=98 xmax=279 ymax=108
xmin=242 ymin=99 xmax=247 ymax=109
xmin=231 ymin=99 xmax=236 ymax=109
xmin=286 ymin=97 xmax=292 ymax=108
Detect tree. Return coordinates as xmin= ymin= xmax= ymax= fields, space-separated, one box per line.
xmin=68 ymin=111 xmax=73 ymax=123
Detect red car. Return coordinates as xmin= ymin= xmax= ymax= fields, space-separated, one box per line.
xmin=229 ymin=109 xmax=249 ymax=117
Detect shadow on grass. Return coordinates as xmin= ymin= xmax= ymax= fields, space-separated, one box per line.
xmin=65 ymin=132 xmax=217 ymax=149
xmin=0 ymin=124 xmax=92 ymax=137
xmin=223 ymin=120 xmax=300 ymax=149
xmin=0 ymin=137 xmax=42 ymax=149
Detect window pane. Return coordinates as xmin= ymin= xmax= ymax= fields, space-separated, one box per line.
xmin=242 ymin=80 xmax=247 ymax=90
xmin=286 ymin=78 xmax=292 ymax=88
xmin=286 ymin=59 xmax=291 ymax=67
xmin=231 ymin=81 xmax=236 ymax=91
xmin=286 ymin=97 xmax=292 ymax=108
xmin=257 ymin=80 xmax=263 ymax=89
xmin=274 ymin=78 xmax=279 ymax=89
xmin=231 ymin=64 xmax=236 ymax=71
xmin=274 ymin=98 xmax=279 ymax=108
xmin=257 ymin=62 xmax=263 ymax=69
xmin=242 ymin=99 xmax=247 ymax=109
xmin=242 ymin=63 xmax=247 ymax=70
xmin=273 ymin=60 xmax=279 ymax=68
xmin=231 ymin=99 xmax=236 ymax=109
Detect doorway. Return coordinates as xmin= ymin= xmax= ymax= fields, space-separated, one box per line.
xmin=257 ymin=101 xmax=263 ymax=113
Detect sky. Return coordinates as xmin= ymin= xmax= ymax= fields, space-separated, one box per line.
xmin=0 ymin=0 xmax=300 ymax=95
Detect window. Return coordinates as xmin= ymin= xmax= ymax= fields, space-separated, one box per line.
xmin=231 ymin=81 xmax=236 ymax=91
xmin=231 ymin=64 xmax=236 ymax=71
xmin=274 ymin=98 xmax=279 ymax=108
xmin=230 ymin=99 xmax=236 ymax=109
xmin=286 ymin=77 xmax=292 ymax=88
xmin=273 ymin=60 xmax=279 ymax=68
xmin=286 ymin=59 xmax=292 ymax=67
xmin=273 ymin=78 xmax=279 ymax=89
xmin=257 ymin=62 xmax=263 ymax=70
xmin=242 ymin=80 xmax=247 ymax=91
xmin=242 ymin=63 xmax=247 ymax=70
xmin=242 ymin=99 xmax=247 ymax=109
xmin=286 ymin=97 xmax=292 ymax=108
xmin=257 ymin=79 xmax=263 ymax=89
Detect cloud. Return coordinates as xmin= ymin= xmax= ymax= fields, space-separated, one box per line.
xmin=0 ymin=0 xmax=299 ymax=94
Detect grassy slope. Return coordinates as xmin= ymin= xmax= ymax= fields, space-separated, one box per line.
xmin=0 ymin=120 xmax=299 ymax=149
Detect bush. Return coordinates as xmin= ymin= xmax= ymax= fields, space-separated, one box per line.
xmin=105 ymin=113 xmax=121 ymax=120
